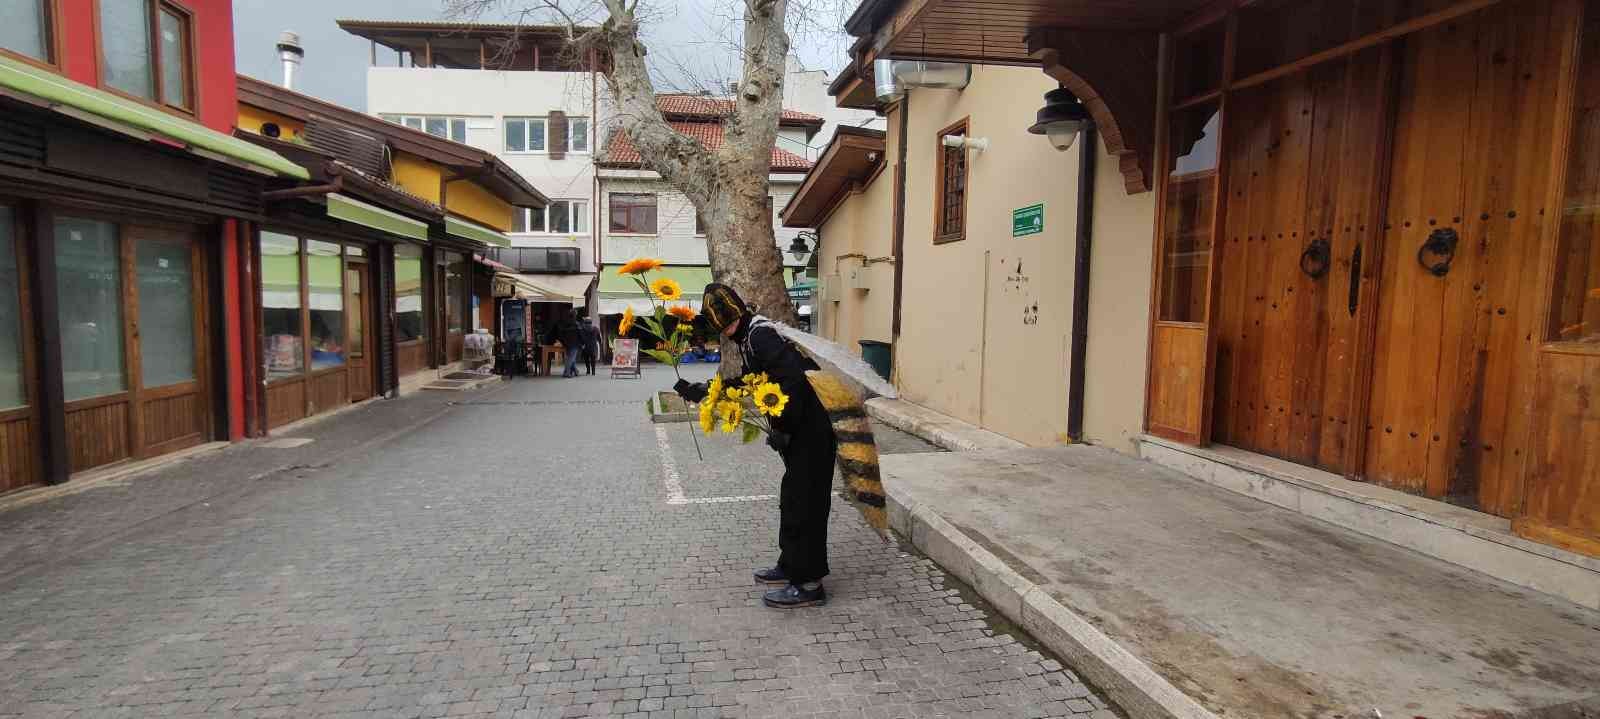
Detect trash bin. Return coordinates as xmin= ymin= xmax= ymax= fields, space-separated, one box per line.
xmin=858 ymin=340 xmax=892 ymax=381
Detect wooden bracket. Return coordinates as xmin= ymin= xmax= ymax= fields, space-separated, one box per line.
xmin=1028 ymin=27 xmax=1158 ymax=195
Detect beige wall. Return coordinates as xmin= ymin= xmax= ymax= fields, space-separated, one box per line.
xmin=816 ymin=118 xmax=897 ymax=352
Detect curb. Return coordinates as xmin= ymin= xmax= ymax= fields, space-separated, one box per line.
xmin=887 ymin=491 xmax=1218 ymax=719
xmin=865 ymin=397 xmax=1025 ymax=452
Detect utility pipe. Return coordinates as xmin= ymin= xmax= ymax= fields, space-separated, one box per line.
xmin=1066 ymin=122 xmax=1098 ymax=441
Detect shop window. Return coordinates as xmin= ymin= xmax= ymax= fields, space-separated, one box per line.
xmin=395 ymin=244 xmax=425 ymax=342
xmin=935 ymin=120 xmax=968 ymax=244
xmin=54 ymin=217 xmax=126 ymax=401
xmin=135 ymin=239 xmax=194 ymax=387
xmin=1549 ymin=5 xmax=1600 ymax=344
xmin=609 ymin=193 xmax=657 ymax=234
xmin=505 ymin=117 xmax=548 ymax=152
xmin=0 ymin=206 xmax=23 ymax=410
xmin=1157 ymin=104 xmax=1221 ymax=323
xmin=444 ymin=251 xmax=466 ymax=334
xmin=1 ymin=0 xmax=52 ymax=64
xmin=306 ymin=240 xmax=344 ymax=369
xmin=99 ymin=0 xmax=193 ymax=111
xmin=346 ymin=268 xmax=364 ymax=358
xmin=260 ymin=232 xmax=303 ymax=381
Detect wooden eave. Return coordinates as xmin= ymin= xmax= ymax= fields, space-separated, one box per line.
xmin=237 ymin=75 xmax=549 ymax=208
xmin=780 ymin=127 xmax=887 ymax=228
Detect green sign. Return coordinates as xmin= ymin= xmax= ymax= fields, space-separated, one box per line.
xmin=788 ymin=287 xmax=812 ymax=302
xmin=1013 ymin=203 xmax=1044 ymax=237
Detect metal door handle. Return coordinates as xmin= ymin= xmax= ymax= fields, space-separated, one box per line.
xmin=1417 ymin=228 xmax=1458 ymax=277
xmin=1300 ymin=239 xmax=1331 ymax=279
xmin=1348 ymin=244 xmax=1362 ymax=316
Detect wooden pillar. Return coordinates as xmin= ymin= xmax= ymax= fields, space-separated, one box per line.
xmin=27 ymin=202 xmax=67 ymax=485
xmin=480 ymin=40 xmax=487 ymax=69
xmin=424 ymin=39 xmax=432 ymax=68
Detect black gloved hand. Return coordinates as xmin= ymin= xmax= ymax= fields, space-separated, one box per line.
xmin=766 ymin=431 xmax=790 ymax=453
xmin=674 ymin=379 xmax=708 ymax=403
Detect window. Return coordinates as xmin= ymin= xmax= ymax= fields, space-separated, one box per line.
xmin=55 ymin=217 xmax=126 ymax=401
xmin=935 ymin=120 xmax=969 ymax=243
xmin=515 ymin=201 xmax=589 ymax=234
xmin=394 ymin=244 xmax=425 ymax=342
xmin=383 ymin=115 xmax=469 ymax=143
xmin=1 ymin=0 xmax=52 ymax=63
xmin=1156 ymin=105 xmax=1220 ymax=324
xmin=609 ymin=194 xmax=657 ymax=234
xmin=0 ymin=206 xmax=24 ymax=410
xmin=444 ymin=251 xmax=466 ymax=334
xmin=505 ymin=117 xmax=548 ymax=153
xmin=306 ymin=240 xmax=344 ymax=369
xmin=1550 ymin=8 xmax=1600 ymax=343
xmin=135 ymin=239 xmax=195 ymax=387
xmin=260 ymin=232 xmax=303 ymax=381
xmin=569 ymin=117 xmax=590 ymax=153
xmin=99 ymin=0 xmax=192 ymax=111
xmin=260 ymin=234 xmax=353 ymax=379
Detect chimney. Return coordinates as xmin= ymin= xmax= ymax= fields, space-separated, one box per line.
xmin=276 ymin=31 xmax=304 ymax=90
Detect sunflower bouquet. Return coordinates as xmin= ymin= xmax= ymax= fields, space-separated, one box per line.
xmin=696 ymin=372 xmax=789 ymax=444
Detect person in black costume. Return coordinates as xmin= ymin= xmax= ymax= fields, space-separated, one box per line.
xmin=676 ymin=283 xmax=835 ymax=608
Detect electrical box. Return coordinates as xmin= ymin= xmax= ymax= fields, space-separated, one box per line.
xmin=824 ymin=274 xmax=842 ymax=302
xmin=848 ymin=265 xmax=870 ymax=291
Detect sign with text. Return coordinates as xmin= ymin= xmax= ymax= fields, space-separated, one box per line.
xmin=611 ymin=338 xmax=640 ymax=378
xmin=1013 ymin=203 xmax=1044 ymax=237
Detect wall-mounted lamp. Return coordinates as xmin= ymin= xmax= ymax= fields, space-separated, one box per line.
xmin=941 ymin=134 xmax=990 ymax=153
xmin=1028 ymin=88 xmax=1090 ymax=152
xmin=788 ymin=230 xmax=819 ymax=262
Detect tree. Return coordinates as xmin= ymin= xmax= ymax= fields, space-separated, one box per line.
xmin=449 ymin=0 xmax=802 ymax=334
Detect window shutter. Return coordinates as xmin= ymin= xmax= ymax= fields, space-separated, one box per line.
xmin=549 ymin=111 xmax=568 ymax=160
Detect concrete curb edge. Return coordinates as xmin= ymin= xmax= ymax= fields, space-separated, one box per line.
xmin=887 ymin=491 xmax=1218 ymax=719
xmin=865 ymin=397 xmax=1025 ymax=452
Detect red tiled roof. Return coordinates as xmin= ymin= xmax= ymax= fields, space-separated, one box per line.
xmin=598 ymin=121 xmax=813 ymax=173
xmin=656 ymin=94 xmax=824 ymax=125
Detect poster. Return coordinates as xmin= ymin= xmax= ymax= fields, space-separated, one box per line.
xmin=612 ymin=338 xmax=640 ymax=377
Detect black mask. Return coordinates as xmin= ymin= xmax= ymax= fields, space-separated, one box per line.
xmin=697 ymin=283 xmax=750 ymax=338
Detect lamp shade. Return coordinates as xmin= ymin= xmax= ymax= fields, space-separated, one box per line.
xmin=1029 ymin=88 xmax=1090 ymax=147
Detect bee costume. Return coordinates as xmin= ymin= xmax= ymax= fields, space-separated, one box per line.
xmin=679 ymin=283 xmax=887 ymax=609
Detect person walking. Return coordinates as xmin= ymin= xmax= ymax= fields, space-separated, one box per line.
xmin=582 ymin=319 xmax=600 ymax=376
xmin=558 ymin=309 xmax=582 ymax=378
xmin=675 ymin=283 xmax=835 ymax=608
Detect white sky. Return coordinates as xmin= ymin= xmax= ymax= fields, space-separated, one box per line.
xmin=232 ymin=0 xmax=859 ymax=111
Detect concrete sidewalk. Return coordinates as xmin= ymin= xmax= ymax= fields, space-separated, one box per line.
xmin=880 ymin=446 xmax=1600 ymax=719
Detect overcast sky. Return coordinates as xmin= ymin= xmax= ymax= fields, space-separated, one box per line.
xmin=233 ymin=0 xmax=859 ymax=111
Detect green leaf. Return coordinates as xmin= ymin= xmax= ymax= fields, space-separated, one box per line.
xmin=646 ymin=397 xmax=655 ymax=415
xmin=741 ymin=422 xmax=762 ymax=444
xmin=642 ymin=349 xmax=679 ymax=365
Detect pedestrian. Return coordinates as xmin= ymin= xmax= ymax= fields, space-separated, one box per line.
xmin=582 ymin=319 xmax=600 ymax=376
xmin=559 ymin=309 xmax=582 ymax=378
xmin=675 ymin=283 xmax=835 ymax=608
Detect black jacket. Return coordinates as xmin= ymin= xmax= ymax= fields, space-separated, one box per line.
xmin=557 ymin=319 xmax=582 ymax=349
xmin=740 ymin=319 xmax=827 ymax=438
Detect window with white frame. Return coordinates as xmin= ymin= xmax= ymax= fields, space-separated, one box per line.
xmin=569 ymin=117 xmax=590 ymax=153
xmin=504 ymin=117 xmax=548 ymax=153
xmin=514 ymin=200 xmax=590 ymax=234
xmin=379 ymin=114 xmax=469 ymax=143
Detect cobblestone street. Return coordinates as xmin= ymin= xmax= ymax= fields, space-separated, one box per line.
xmin=0 ymin=367 xmax=1118 ymax=718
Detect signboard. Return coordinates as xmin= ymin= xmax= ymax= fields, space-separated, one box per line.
xmin=787 ymin=286 xmax=813 ymax=302
xmin=611 ymin=338 xmax=641 ymax=378
xmin=1013 ymin=203 xmax=1044 ymax=237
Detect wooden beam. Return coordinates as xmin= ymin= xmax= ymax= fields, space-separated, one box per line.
xmin=480 ymin=40 xmax=487 ymax=69
xmin=26 ymin=201 xmax=67 ymax=485
xmin=1029 ymin=27 xmax=1158 ymax=194
xmin=424 ymin=39 xmax=432 ymax=68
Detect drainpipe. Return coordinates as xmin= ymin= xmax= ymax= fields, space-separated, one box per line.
xmin=890 ymin=94 xmax=909 ymax=340
xmin=1066 ymin=122 xmax=1098 ymax=442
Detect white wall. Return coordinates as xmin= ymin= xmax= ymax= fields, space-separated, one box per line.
xmin=597 ymin=171 xmax=806 ymax=268
xmin=781 ymin=57 xmax=884 ymax=161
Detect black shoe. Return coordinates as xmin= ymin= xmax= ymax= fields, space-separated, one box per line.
xmin=754 ymin=566 xmax=788 ymax=585
xmin=763 ymin=583 xmax=825 ymax=609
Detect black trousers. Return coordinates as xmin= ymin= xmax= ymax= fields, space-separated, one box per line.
xmin=776 ymin=424 xmax=837 ymax=584
xmin=583 ymin=351 xmax=596 ymax=375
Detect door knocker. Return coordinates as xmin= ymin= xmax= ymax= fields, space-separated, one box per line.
xmin=1417 ymin=228 xmax=1459 ymax=277
xmin=1299 ymin=238 xmax=1331 ymax=279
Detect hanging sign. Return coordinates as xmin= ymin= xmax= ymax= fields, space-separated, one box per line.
xmin=1013 ymin=203 xmax=1044 ymax=237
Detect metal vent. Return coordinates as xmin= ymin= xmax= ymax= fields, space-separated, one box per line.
xmin=304 ymin=115 xmax=389 ymax=179
xmin=0 ymin=112 xmax=47 ymax=167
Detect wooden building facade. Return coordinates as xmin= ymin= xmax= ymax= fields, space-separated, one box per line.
xmin=845 ymin=0 xmax=1600 ymax=557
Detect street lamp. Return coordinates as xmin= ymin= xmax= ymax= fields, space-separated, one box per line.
xmin=788 ymin=231 xmax=818 ymax=262
xmin=1028 ymin=88 xmax=1090 ymax=152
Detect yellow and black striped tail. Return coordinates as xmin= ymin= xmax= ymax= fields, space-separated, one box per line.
xmin=804 ymin=370 xmax=888 ymax=535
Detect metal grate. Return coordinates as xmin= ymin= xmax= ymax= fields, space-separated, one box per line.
xmin=304 ymin=115 xmax=389 ymax=179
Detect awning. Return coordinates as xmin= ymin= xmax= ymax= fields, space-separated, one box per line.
xmin=0 ymin=55 xmax=307 ymax=180
xmin=446 ymin=215 xmax=510 ymax=247
xmin=520 ymin=273 xmax=594 ymax=305
xmin=327 ymin=193 xmax=429 ymax=241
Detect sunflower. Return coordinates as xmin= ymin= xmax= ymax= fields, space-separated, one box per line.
xmin=617 ymin=257 xmax=665 ymax=275
xmin=741 ymin=372 xmax=769 ymax=387
xmin=618 ymin=306 xmax=635 ymax=335
xmin=718 ymin=400 xmax=743 ymax=433
xmin=698 ymin=375 xmax=724 ymax=434
xmin=723 ymin=386 xmax=745 ymax=400
xmin=753 ymin=382 xmax=788 ymax=417
xmin=650 ymin=277 xmax=683 ymax=301
xmin=667 ymin=305 xmax=697 ymax=322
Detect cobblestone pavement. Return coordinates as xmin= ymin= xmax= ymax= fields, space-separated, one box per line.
xmin=0 ymin=366 xmax=1119 ymax=718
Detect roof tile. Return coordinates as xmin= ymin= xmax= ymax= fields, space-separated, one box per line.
xmin=599 ymin=121 xmax=813 ymax=172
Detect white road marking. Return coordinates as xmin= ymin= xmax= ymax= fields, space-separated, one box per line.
xmin=654 ymin=425 xmax=779 ymax=505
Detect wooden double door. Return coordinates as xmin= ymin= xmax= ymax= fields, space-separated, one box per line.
xmin=1182 ymin=2 xmax=1574 ymax=515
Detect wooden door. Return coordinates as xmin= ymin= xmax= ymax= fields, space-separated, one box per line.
xmin=0 ymin=203 xmax=40 ymax=492
xmin=128 ymin=226 xmax=210 ymax=459
xmin=347 ymin=260 xmax=374 ymax=401
xmin=1364 ymin=3 xmax=1568 ymax=512
xmin=1210 ymin=50 xmax=1393 ymax=474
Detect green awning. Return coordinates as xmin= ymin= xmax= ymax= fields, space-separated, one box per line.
xmin=0 ymin=55 xmax=307 ymax=180
xmin=598 ymin=265 xmax=796 ymax=294
xmin=445 ymin=215 xmax=509 ymax=247
xmin=328 ymin=193 xmax=429 ymax=241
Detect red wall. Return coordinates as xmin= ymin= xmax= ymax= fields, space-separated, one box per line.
xmin=53 ymin=0 xmax=238 ymax=133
